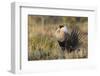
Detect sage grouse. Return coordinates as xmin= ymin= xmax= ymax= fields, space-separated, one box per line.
xmin=55 ymin=25 xmax=81 ymax=52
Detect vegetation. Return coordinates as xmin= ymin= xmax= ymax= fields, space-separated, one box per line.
xmin=28 ymin=15 xmax=88 ymax=60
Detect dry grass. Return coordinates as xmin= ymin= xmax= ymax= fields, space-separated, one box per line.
xmin=28 ymin=24 xmax=88 ymax=60
xmin=28 ymin=16 xmax=88 ymax=61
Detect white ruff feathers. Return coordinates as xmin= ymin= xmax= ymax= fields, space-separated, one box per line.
xmin=55 ymin=26 xmax=68 ymax=42
xmin=60 ymin=26 xmax=68 ymax=33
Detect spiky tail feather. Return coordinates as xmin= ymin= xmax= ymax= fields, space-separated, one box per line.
xmin=65 ymin=26 xmax=83 ymax=52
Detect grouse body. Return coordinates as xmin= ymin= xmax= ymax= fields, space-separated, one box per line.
xmin=55 ymin=25 xmax=80 ymax=52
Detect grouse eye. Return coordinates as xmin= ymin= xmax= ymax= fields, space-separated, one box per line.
xmin=59 ymin=25 xmax=64 ymax=28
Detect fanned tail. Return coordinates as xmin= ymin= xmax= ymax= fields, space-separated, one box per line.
xmin=66 ymin=26 xmax=82 ymax=52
